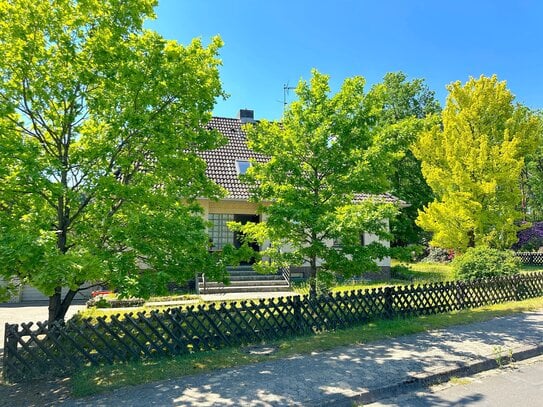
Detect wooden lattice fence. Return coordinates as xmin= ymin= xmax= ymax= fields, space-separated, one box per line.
xmin=515 ymin=252 xmax=543 ymax=265
xmin=3 ymin=272 xmax=543 ymax=382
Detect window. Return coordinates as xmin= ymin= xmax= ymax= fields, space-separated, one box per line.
xmin=208 ymin=213 xmax=234 ymax=250
xmin=333 ymin=235 xmax=365 ymax=247
xmin=236 ymin=160 xmax=251 ymax=175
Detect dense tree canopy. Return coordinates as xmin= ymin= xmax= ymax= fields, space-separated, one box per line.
xmin=0 ymin=0 xmax=228 ymax=321
xmin=413 ymin=75 xmax=541 ymax=252
xmin=367 ymin=72 xmax=441 ymax=246
xmin=521 ymin=131 xmax=543 ymax=221
xmin=234 ymin=70 xmax=399 ymax=296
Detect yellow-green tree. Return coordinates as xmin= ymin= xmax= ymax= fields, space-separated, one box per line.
xmin=413 ymin=75 xmax=541 ymax=252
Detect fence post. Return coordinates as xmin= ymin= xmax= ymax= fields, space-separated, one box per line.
xmin=3 ymin=323 xmax=18 ymax=381
xmin=514 ymin=275 xmax=523 ymax=301
xmin=293 ymin=295 xmax=303 ymax=333
xmin=455 ymin=281 xmax=464 ymax=310
xmin=194 ymin=271 xmax=200 ymax=295
xmin=384 ymin=287 xmax=393 ymax=319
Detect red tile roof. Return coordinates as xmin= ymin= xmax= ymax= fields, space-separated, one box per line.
xmin=200 ymin=117 xmax=267 ymax=200
xmin=201 ymin=116 xmax=405 ymax=205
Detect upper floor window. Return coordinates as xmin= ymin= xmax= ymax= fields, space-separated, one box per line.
xmin=236 ymin=160 xmax=252 ymax=175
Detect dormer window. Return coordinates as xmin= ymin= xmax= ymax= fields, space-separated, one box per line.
xmin=236 ymin=160 xmax=251 ymax=175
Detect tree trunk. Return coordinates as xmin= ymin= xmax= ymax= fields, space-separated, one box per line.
xmin=467 ymin=229 xmax=475 ymax=248
xmin=309 ymin=255 xmax=317 ymax=299
xmin=48 ymin=287 xmax=78 ymax=324
xmin=48 ymin=287 xmax=62 ymax=324
xmin=50 ymin=183 xmax=75 ymax=324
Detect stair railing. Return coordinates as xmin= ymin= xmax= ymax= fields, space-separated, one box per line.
xmin=195 ymin=271 xmax=200 ymax=295
xmin=279 ymin=266 xmax=291 ymax=288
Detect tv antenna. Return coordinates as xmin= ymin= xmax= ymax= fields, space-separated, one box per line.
xmin=283 ymin=83 xmax=295 ymax=111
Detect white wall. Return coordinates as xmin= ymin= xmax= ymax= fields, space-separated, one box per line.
xmin=279 ymin=219 xmax=391 ymax=269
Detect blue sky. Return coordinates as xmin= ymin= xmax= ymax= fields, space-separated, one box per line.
xmin=147 ymin=0 xmax=543 ymax=121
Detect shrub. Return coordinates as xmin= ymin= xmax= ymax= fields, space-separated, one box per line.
xmin=86 ymin=296 xmax=111 ymax=308
xmin=421 ymin=246 xmax=454 ymax=263
xmin=452 ymin=247 xmax=520 ymax=280
xmin=513 ymin=221 xmax=543 ymax=252
xmin=390 ymin=264 xmax=414 ymax=281
xmin=86 ymin=295 xmax=145 ymax=308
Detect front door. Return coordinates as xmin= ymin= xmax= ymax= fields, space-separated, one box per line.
xmin=233 ymin=214 xmax=260 ymax=264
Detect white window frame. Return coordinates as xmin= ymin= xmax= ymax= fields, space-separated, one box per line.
xmin=236 ymin=160 xmax=251 ymax=175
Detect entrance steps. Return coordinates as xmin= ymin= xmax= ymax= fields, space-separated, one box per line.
xmin=198 ymin=266 xmax=291 ymax=294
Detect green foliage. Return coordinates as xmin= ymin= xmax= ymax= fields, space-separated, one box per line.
xmin=235 ymin=70 xmax=399 ymax=295
xmin=452 ymin=246 xmax=520 ymax=280
xmin=86 ymin=296 xmax=112 ymax=309
xmin=0 ymin=0 xmax=228 ymax=320
xmin=422 ymin=246 xmax=453 ymax=263
xmin=518 ymin=237 xmax=543 ymax=253
xmin=390 ymin=263 xmax=414 ymax=280
xmin=86 ymin=295 xmax=145 ymax=308
xmin=521 ymin=127 xmax=543 ymax=220
xmin=367 ymin=72 xmax=441 ymax=246
xmin=414 ymin=75 xmax=541 ymax=252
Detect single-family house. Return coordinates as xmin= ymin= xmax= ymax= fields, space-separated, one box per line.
xmin=196 ymin=109 xmax=402 ymax=294
xmin=4 ymin=109 xmax=402 ymax=302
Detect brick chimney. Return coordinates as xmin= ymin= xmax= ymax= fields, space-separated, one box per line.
xmin=238 ymin=109 xmax=255 ymax=124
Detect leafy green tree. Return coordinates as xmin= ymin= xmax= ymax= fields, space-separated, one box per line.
xmin=368 ymin=72 xmax=441 ymax=246
xmin=521 ymin=127 xmax=543 ymax=220
xmin=234 ymin=70 xmax=399 ymax=297
xmin=0 ymin=0 xmax=227 ymax=322
xmin=413 ymin=75 xmax=541 ymax=252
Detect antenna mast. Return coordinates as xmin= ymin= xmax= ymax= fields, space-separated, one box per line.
xmin=283 ymin=83 xmax=295 ymax=112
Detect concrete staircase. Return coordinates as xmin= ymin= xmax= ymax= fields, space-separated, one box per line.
xmin=198 ymin=265 xmax=291 ymax=294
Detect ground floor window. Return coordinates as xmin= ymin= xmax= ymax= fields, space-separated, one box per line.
xmin=208 ymin=213 xmax=234 ymax=251
xmin=208 ymin=213 xmax=260 ymax=255
xmin=333 ymin=233 xmax=366 ymax=248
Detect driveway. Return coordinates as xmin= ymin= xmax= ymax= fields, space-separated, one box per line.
xmin=0 ymin=302 xmax=86 ymax=350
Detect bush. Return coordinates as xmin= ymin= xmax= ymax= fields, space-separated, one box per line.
xmin=452 ymin=247 xmax=520 ymax=280
xmin=86 ymin=295 xmax=145 ymax=308
xmin=513 ymin=221 xmax=543 ymax=252
xmin=390 ymin=264 xmax=414 ymax=281
xmin=421 ymin=246 xmax=454 ymax=263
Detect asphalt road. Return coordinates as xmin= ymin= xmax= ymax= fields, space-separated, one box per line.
xmin=370 ymin=356 xmax=543 ymax=406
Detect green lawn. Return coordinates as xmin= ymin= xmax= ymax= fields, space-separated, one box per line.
xmin=520 ymin=264 xmax=543 ymax=273
xmin=306 ymin=261 xmax=543 ymax=294
xmin=293 ymin=260 xmax=456 ymax=294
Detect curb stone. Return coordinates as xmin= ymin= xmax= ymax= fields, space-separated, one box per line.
xmin=312 ymin=342 xmax=543 ymax=406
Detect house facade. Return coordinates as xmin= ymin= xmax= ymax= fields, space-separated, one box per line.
xmin=197 ymin=110 xmax=267 ymax=256
xmin=197 ymin=110 xmax=399 ymax=280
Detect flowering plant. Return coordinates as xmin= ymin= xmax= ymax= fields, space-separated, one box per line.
xmin=513 ymin=222 xmax=543 ymax=252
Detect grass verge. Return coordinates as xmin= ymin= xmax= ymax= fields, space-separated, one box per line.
xmin=292 ymin=261 xmax=456 ymax=294
xmin=292 ymin=262 xmax=543 ymax=294
xmin=70 ymin=296 xmax=543 ymax=398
